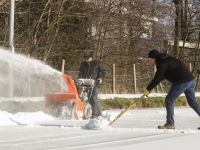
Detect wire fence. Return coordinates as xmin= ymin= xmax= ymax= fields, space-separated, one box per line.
xmin=66 ymin=70 xmax=200 ymax=94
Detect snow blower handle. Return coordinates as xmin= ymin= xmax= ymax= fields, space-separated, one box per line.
xmin=109 ymin=94 xmax=145 ymax=126
xmin=95 ymin=78 xmax=102 ymax=86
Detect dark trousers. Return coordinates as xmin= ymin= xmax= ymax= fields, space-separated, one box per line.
xmin=89 ymin=86 xmax=102 ymax=116
xmin=165 ymin=79 xmax=200 ymax=125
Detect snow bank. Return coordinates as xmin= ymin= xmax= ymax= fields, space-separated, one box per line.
xmin=98 ymin=93 xmax=200 ymax=99
xmin=0 ymin=110 xmax=54 ymax=126
xmin=0 ymin=111 xmax=16 ymax=125
xmin=12 ymin=111 xmax=54 ymax=124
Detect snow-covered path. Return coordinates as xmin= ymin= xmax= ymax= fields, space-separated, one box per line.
xmin=1 ymin=125 xmax=197 ymax=150
xmin=0 ymin=107 xmax=200 ymax=150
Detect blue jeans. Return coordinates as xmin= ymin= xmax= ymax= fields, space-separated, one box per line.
xmin=165 ymin=79 xmax=200 ymax=125
xmin=89 ymin=87 xmax=102 ymax=116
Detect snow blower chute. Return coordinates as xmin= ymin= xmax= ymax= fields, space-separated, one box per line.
xmin=44 ymin=73 xmax=95 ymax=120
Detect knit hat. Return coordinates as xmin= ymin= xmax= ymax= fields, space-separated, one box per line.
xmin=84 ymin=51 xmax=93 ymax=58
xmin=148 ymin=49 xmax=159 ymax=58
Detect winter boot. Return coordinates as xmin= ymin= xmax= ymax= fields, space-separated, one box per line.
xmin=198 ymin=127 xmax=200 ymax=130
xmin=158 ymin=124 xmax=175 ymax=129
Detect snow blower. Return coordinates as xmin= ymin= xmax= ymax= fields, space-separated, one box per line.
xmin=44 ymin=73 xmax=95 ymax=120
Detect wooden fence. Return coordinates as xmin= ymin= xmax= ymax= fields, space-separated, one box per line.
xmin=65 ymin=60 xmax=200 ymax=94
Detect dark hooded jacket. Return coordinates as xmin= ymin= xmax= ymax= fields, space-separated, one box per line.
xmin=147 ymin=53 xmax=194 ymax=91
xmin=79 ymin=60 xmax=107 ymax=86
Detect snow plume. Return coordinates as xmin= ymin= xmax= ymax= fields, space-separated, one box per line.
xmin=0 ymin=47 xmax=68 ymax=97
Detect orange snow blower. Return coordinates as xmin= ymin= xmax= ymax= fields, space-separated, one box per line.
xmin=44 ymin=74 xmax=95 ymax=120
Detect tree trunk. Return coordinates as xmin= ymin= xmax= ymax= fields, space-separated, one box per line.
xmin=173 ymin=0 xmax=181 ymax=59
xmin=193 ymin=31 xmax=200 ymax=73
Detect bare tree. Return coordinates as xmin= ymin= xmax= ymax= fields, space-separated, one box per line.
xmin=173 ymin=0 xmax=181 ymax=59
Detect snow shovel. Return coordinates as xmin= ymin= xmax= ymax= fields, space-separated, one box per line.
xmin=109 ymin=94 xmax=145 ymax=126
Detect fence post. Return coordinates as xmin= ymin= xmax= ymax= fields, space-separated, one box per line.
xmin=28 ymin=54 xmax=31 ymax=97
xmin=133 ymin=64 xmax=137 ymax=94
xmin=113 ymin=64 xmax=115 ymax=94
xmin=159 ymin=83 xmax=164 ymax=93
xmin=61 ymin=59 xmax=65 ymax=93
xmin=189 ymin=63 xmax=192 ymax=71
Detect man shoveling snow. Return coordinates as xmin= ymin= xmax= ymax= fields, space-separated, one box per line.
xmin=144 ymin=49 xmax=200 ymax=130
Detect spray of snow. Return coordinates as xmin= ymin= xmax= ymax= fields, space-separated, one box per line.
xmin=0 ymin=47 xmax=68 ymax=97
xmin=0 ymin=48 xmax=61 ymax=76
xmin=76 ymin=110 xmax=84 ymax=120
xmin=58 ymin=99 xmax=76 ymax=120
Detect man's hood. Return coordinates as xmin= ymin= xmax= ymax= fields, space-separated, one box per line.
xmin=156 ymin=53 xmax=169 ymax=63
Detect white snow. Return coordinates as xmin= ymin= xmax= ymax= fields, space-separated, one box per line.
xmin=0 ymin=110 xmax=54 ymax=126
xmin=0 ymin=94 xmax=200 ymax=150
xmin=85 ymin=111 xmax=119 ymax=130
xmin=98 ymin=93 xmax=200 ymax=99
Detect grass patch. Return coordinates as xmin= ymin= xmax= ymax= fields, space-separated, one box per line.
xmin=1 ymin=97 xmax=200 ymax=114
xmin=99 ymin=96 xmax=200 ymax=110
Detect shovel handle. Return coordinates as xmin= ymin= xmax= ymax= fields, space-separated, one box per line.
xmin=109 ymin=94 xmax=145 ymax=126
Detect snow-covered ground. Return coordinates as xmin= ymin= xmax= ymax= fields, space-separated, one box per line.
xmin=0 ymin=94 xmax=200 ymax=150
xmin=98 ymin=93 xmax=200 ymax=99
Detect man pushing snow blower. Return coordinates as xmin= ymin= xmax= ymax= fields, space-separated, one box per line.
xmin=79 ymin=51 xmax=107 ymax=118
xmin=144 ymin=49 xmax=200 ymax=130
xmin=44 ymin=51 xmax=107 ymax=120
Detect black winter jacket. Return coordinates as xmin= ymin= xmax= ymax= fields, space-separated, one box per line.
xmin=79 ymin=60 xmax=107 ymax=86
xmin=147 ymin=53 xmax=194 ymax=91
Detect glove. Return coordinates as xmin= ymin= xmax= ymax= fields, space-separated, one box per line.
xmin=144 ymin=89 xmax=150 ymax=97
xmin=97 ymin=78 xmax=102 ymax=84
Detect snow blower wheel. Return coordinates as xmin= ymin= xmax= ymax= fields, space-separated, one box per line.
xmin=83 ymin=103 xmax=92 ymax=119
